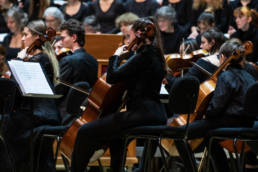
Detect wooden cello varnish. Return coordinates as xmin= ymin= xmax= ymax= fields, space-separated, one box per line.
xmin=60 ymin=74 xmax=126 ymax=161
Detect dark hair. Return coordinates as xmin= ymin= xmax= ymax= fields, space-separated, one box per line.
xmin=197 ymin=12 xmax=215 ymax=26
xmin=219 ymin=39 xmax=245 ymax=65
xmin=60 ymin=19 xmax=85 ymax=46
xmin=0 ymin=44 xmax=6 ymax=56
xmin=201 ymin=28 xmax=227 ymax=54
xmin=83 ymin=15 xmax=101 ymax=32
xmin=181 ymin=38 xmax=199 ymax=54
xmin=132 ymin=17 xmax=167 ymax=73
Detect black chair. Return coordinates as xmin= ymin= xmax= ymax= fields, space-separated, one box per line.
xmin=34 ymin=81 xmax=91 ymax=172
xmin=120 ymin=76 xmax=200 ymax=172
xmin=205 ymin=81 xmax=258 ymax=172
xmin=0 ymin=78 xmax=17 ymax=172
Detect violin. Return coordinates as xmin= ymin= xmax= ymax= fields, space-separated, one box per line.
xmin=56 ymin=48 xmax=72 ymax=60
xmin=26 ymin=27 xmax=56 ymax=57
xmin=165 ymin=49 xmax=209 ymax=72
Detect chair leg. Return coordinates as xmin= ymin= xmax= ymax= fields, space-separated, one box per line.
xmin=120 ymin=136 xmax=130 ymax=172
xmin=174 ymin=139 xmax=197 ymax=172
xmin=61 ymin=154 xmax=71 ymax=172
xmin=97 ymin=159 xmax=104 ymax=172
xmin=158 ymin=143 xmax=169 ymax=172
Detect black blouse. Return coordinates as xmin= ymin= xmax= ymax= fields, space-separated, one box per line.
xmin=61 ymin=2 xmax=90 ymax=22
xmin=2 ymin=34 xmax=21 ymax=61
xmin=162 ymin=0 xmax=193 ymax=28
xmin=124 ymin=0 xmax=160 ymax=18
xmin=88 ymin=0 xmax=126 ymax=33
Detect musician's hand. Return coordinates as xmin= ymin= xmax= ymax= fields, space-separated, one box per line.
xmin=114 ymin=45 xmax=129 ymax=56
xmin=17 ymin=47 xmax=28 ymax=59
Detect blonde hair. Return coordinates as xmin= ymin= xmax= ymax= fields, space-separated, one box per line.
xmin=234 ymin=6 xmax=258 ymax=27
xmin=115 ymin=12 xmax=139 ymax=28
xmin=42 ymin=42 xmax=60 ymax=84
xmin=193 ymin=0 xmax=223 ymax=11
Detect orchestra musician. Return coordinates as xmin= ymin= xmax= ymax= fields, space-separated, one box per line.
xmin=70 ymin=17 xmax=168 ymax=172
xmin=174 ymin=39 xmax=257 ymax=172
xmin=55 ymin=19 xmax=98 ymax=125
xmin=3 ymin=20 xmax=60 ymax=172
xmin=166 ymin=28 xmax=227 ymax=90
xmin=229 ymin=6 xmax=258 ymax=63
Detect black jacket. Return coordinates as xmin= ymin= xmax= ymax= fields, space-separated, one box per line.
xmin=107 ymin=45 xmax=167 ymax=126
xmin=206 ymin=64 xmax=256 ymax=119
xmin=56 ymin=48 xmax=98 ymax=97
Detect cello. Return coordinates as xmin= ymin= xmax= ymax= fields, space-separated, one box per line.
xmin=161 ymin=41 xmax=254 ymax=155
xmin=59 ymin=22 xmax=156 ymax=161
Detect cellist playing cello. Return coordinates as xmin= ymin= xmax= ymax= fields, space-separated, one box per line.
xmin=71 ymin=17 xmax=168 ymax=172
xmin=175 ymin=39 xmax=257 ymax=171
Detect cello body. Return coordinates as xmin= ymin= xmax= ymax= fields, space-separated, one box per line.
xmin=60 ymin=75 xmax=125 ymax=160
xmin=161 ymin=79 xmax=215 ymax=155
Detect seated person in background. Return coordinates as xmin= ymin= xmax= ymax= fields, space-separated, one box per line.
xmin=155 ymin=5 xmax=188 ymax=54
xmin=53 ymin=35 xmax=72 ymax=61
xmin=166 ymin=28 xmax=227 ymax=90
xmin=188 ymin=12 xmax=215 ymax=46
xmin=175 ymin=39 xmax=257 ymax=172
xmin=229 ymin=0 xmax=258 ymax=27
xmin=43 ymin=6 xmax=65 ymax=32
xmin=114 ymin=12 xmax=139 ymax=34
xmin=228 ymin=6 xmax=258 ymax=63
xmin=55 ymin=19 xmax=98 ymax=125
xmin=2 ymin=6 xmax=28 ymax=61
xmin=83 ymin=15 xmax=101 ymax=34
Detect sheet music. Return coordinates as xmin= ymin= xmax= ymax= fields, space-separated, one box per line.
xmin=8 ymin=60 xmax=54 ymax=97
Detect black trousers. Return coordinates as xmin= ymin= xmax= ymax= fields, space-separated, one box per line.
xmin=71 ymin=101 xmax=167 ymax=172
xmin=174 ymin=119 xmax=254 ymax=172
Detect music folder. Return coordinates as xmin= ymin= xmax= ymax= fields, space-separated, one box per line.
xmin=8 ymin=59 xmax=62 ymax=99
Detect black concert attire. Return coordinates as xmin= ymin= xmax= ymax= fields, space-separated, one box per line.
xmin=162 ymin=0 xmax=193 ymax=29
xmin=0 ymin=9 xmax=9 ymax=33
xmin=70 ymin=44 xmax=167 ymax=172
xmin=161 ymin=24 xmax=188 ymax=54
xmin=124 ymin=0 xmax=160 ymax=18
xmin=61 ymin=2 xmax=90 ymax=22
xmin=190 ymin=0 xmax=229 ymax=33
xmin=231 ymin=25 xmax=258 ymax=63
xmin=87 ymin=0 xmax=126 ymax=33
xmin=175 ymin=64 xmax=256 ymax=171
xmin=2 ymin=52 xmax=60 ymax=172
xmin=55 ymin=48 xmax=98 ymax=124
xmin=2 ymin=34 xmax=20 ymax=61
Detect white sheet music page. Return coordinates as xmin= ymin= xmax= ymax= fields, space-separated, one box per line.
xmin=8 ymin=60 xmax=54 ymax=96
